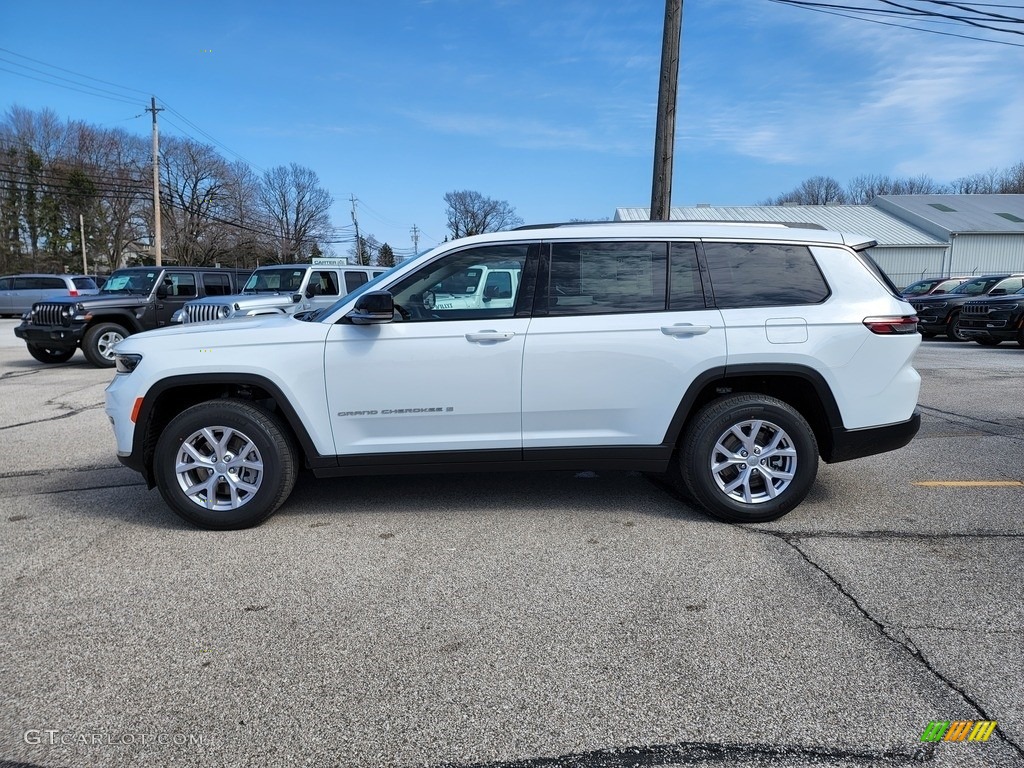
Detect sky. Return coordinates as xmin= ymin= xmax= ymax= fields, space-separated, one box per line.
xmin=2 ymin=0 xmax=1023 ymax=258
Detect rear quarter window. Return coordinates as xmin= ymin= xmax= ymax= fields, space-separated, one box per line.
xmin=703 ymin=242 xmax=830 ymax=309
xmin=72 ymin=277 xmax=97 ymax=290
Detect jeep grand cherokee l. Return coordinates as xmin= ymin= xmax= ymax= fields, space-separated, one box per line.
xmin=105 ymin=222 xmax=921 ymax=529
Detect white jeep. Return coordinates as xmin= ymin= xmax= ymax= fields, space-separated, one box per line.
xmin=106 ymin=222 xmax=921 ymax=529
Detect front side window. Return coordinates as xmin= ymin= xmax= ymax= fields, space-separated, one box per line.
xmin=546 ymin=241 xmax=667 ymax=315
xmin=388 ymin=245 xmax=528 ymax=322
xmin=310 ymin=270 xmax=340 ymax=296
xmin=703 ymin=242 xmax=829 ymax=309
xmin=165 ymin=273 xmax=197 ymax=298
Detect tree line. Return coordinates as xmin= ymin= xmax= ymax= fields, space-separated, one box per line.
xmin=760 ymin=161 xmax=1024 ymax=206
xmin=0 ymin=105 xmax=338 ymax=275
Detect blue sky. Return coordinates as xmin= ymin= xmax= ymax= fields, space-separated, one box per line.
xmin=2 ymin=0 xmax=1023 ymax=257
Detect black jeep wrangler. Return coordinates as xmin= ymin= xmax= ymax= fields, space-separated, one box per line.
xmin=14 ymin=266 xmax=250 ymax=367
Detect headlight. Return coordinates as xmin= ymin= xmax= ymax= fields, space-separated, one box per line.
xmin=114 ymin=353 xmax=143 ymax=374
xmin=217 ymin=306 xmax=230 ymax=319
xmin=171 ymin=309 xmax=185 ymax=323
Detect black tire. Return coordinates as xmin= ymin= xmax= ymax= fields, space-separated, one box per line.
xmin=946 ymin=314 xmax=968 ymax=342
xmin=153 ymin=399 xmax=298 ymax=529
xmin=680 ymin=393 xmax=818 ymax=523
xmin=82 ymin=322 xmax=128 ymax=367
xmin=1017 ymin=328 xmax=1024 ymax=348
xmin=975 ymin=338 xmax=1001 ymax=347
xmin=920 ymin=330 xmax=937 ymax=339
xmin=26 ymin=344 xmax=75 ymax=364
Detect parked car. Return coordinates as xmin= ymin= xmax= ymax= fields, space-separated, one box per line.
xmin=0 ymin=274 xmax=99 ymax=317
xmin=173 ymin=264 xmax=388 ymax=323
xmin=900 ymin=276 xmax=971 ymax=299
xmin=958 ymin=285 xmax=1024 ymax=346
xmin=909 ymin=274 xmax=1024 ymax=340
xmin=14 ymin=266 xmax=251 ymax=366
xmin=105 ymin=221 xmax=921 ymax=530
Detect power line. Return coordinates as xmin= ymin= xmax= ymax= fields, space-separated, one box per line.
xmin=769 ymin=0 xmax=1024 ymax=46
xmin=0 ymin=46 xmax=150 ymax=96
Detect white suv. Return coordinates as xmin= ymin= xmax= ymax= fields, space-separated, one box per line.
xmin=105 ymin=222 xmax=921 ymax=529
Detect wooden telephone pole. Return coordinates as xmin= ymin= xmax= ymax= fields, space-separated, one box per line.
xmin=651 ymin=0 xmax=683 ymax=221
xmin=147 ymin=97 xmax=164 ymax=265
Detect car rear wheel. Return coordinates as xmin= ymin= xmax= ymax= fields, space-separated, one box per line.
xmin=26 ymin=344 xmax=75 ymax=364
xmin=154 ymin=400 xmax=298 ymax=529
xmin=680 ymin=394 xmax=818 ymax=523
xmin=83 ymin=322 xmax=128 ymax=367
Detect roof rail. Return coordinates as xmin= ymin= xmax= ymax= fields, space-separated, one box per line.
xmin=513 ymin=220 xmax=827 ymax=231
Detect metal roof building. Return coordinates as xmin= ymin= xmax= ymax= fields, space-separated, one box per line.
xmin=613 ymin=204 xmax=948 ymax=287
xmin=873 ymin=195 xmax=1024 ymax=278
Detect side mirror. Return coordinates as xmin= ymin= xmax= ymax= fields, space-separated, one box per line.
xmin=157 ymin=279 xmax=171 ymax=298
xmin=347 ymin=291 xmax=394 ymax=325
xmin=305 ymin=284 xmax=320 ymax=299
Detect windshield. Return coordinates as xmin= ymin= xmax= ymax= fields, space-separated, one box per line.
xmin=950 ymin=277 xmax=1001 ymax=296
xmin=296 ymin=263 xmax=403 ymax=322
xmin=901 ymin=279 xmax=940 ymax=296
xmin=100 ymin=269 xmax=161 ymax=295
xmin=244 ymin=268 xmax=307 ymax=293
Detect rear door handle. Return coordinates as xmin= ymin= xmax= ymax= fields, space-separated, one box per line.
xmin=661 ymin=324 xmax=711 ymax=336
xmin=465 ymin=331 xmax=516 ymax=343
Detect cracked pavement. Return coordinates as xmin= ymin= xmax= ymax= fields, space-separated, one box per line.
xmin=0 ymin=322 xmax=1021 ymax=767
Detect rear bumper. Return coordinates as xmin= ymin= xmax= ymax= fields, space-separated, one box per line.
xmin=826 ymin=411 xmax=921 ymax=463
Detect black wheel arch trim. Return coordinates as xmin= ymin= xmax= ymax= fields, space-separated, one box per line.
xmin=84 ymin=311 xmax=144 ymax=334
xmin=128 ymin=373 xmax=333 ymax=486
xmin=661 ymin=363 xmax=846 ymax=460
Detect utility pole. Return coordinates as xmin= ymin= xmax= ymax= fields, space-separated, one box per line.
xmin=410 ymin=224 xmax=420 ymax=256
xmin=650 ymin=0 xmax=683 ymax=221
xmin=350 ymin=194 xmax=363 ymax=265
xmin=147 ymin=97 xmax=164 ymax=265
xmin=79 ymin=214 xmax=87 ymax=275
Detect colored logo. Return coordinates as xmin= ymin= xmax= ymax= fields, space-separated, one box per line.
xmin=920 ymin=720 xmax=998 ymax=743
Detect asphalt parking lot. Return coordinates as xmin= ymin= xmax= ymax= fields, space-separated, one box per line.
xmin=0 ymin=318 xmax=1021 ymax=768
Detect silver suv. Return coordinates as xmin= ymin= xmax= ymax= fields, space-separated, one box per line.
xmin=106 ymin=222 xmax=922 ymax=530
xmin=175 ymin=264 xmax=387 ymax=323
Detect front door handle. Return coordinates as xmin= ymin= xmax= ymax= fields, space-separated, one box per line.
xmin=465 ymin=331 xmax=516 ymax=343
xmin=661 ymin=323 xmax=711 ymax=336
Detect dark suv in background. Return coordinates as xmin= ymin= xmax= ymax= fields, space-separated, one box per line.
xmin=910 ymin=274 xmax=1024 ymax=341
xmin=958 ymin=286 xmax=1024 ymax=346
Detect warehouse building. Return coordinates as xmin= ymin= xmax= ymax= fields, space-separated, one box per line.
xmin=614 ymin=195 xmax=1024 ymax=289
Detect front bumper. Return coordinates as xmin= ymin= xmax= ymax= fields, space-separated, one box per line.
xmin=14 ymin=323 xmax=83 ymax=349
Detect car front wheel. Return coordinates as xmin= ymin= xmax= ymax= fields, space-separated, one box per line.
xmin=26 ymin=344 xmax=75 ymax=363
xmin=83 ymin=322 xmax=128 ymax=367
xmin=680 ymin=394 xmax=818 ymax=523
xmin=946 ymin=314 xmax=968 ymax=342
xmin=153 ymin=400 xmax=298 ymax=529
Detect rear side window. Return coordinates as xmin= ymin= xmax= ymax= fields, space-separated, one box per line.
xmin=203 ymin=273 xmax=232 ymax=296
xmin=547 ymin=241 xmax=667 ymax=315
xmin=703 ymin=242 xmax=829 ymax=308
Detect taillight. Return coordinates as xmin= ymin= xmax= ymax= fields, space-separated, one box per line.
xmin=863 ymin=315 xmax=919 ymax=334
xmin=69 ymin=289 xmax=79 ymax=297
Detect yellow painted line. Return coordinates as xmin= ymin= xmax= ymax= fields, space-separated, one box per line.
xmin=913 ymin=480 xmax=1024 ymax=488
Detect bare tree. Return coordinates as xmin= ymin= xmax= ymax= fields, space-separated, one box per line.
xmin=443 ymin=190 xmax=523 ymax=238
xmin=998 ymin=161 xmax=1024 ymax=193
xmin=159 ymin=136 xmax=236 ymax=265
xmin=259 ymin=163 xmax=334 ymax=262
xmin=761 ymin=175 xmax=846 ymax=206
